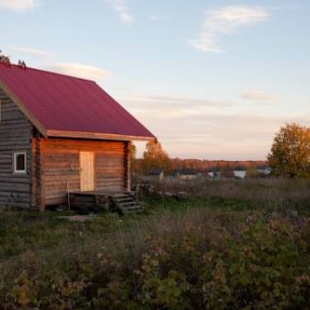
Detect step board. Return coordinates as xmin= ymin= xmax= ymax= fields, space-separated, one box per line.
xmin=111 ymin=193 xmax=145 ymax=215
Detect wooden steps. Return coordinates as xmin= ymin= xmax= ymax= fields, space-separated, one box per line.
xmin=68 ymin=191 xmax=144 ymax=215
xmin=111 ymin=193 xmax=145 ymax=215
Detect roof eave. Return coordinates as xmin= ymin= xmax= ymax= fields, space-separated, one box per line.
xmin=46 ymin=129 xmax=156 ymax=142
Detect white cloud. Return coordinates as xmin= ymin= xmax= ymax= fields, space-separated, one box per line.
xmin=119 ymin=93 xmax=235 ymax=121
xmin=149 ymin=14 xmax=167 ymax=21
xmin=119 ymin=92 xmax=233 ymax=108
xmin=8 ymin=48 xmax=112 ymax=82
xmin=241 ymin=90 xmax=279 ymax=102
xmin=11 ymin=47 xmax=54 ymax=58
xmin=150 ymin=112 xmax=310 ymax=159
xmin=104 ymin=0 xmax=133 ymax=25
xmin=116 ymin=90 xmax=310 ymax=160
xmin=190 ymin=5 xmax=269 ymax=53
xmin=45 ymin=63 xmax=112 ymax=81
xmin=0 ymin=0 xmax=39 ymax=11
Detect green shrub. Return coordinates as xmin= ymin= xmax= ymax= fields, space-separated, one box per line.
xmin=1 ymin=195 xmax=310 ymax=308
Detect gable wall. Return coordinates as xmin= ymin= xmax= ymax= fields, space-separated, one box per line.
xmin=33 ymin=138 xmax=129 ymax=207
xmin=0 ymin=89 xmax=33 ymax=208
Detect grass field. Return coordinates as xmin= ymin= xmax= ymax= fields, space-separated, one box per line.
xmin=1 ymin=178 xmax=310 ymax=309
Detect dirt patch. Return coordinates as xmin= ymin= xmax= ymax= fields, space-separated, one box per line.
xmin=57 ymin=214 xmax=98 ymax=222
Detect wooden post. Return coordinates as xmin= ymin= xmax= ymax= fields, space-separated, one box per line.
xmin=33 ymin=134 xmax=45 ymax=211
xmin=123 ymin=141 xmax=131 ymax=192
xmin=30 ymin=137 xmax=37 ymax=209
xmin=39 ymin=138 xmax=46 ymax=210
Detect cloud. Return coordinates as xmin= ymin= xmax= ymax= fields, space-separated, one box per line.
xmin=8 ymin=48 xmax=112 ymax=82
xmin=135 ymin=109 xmax=282 ymax=159
xmin=104 ymin=0 xmax=133 ymax=24
xmin=241 ymin=90 xmax=279 ymax=102
xmin=150 ymin=112 xmax=310 ymax=160
xmin=11 ymin=47 xmax=54 ymax=58
xmin=0 ymin=0 xmax=39 ymax=11
xmin=190 ymin=5 xmax=269 ymax=53
xmin=44 ymin=63 xmax=112 ymax=81
xmin=119 ymin=92 xmax=236 ymax=122
xmin=149 ymin=14 xmax=167 ymax=21
xmin=119 ymin=92 xmax=233 ymax=108
xmin=117 ymin=90 xmax=310 ymax=160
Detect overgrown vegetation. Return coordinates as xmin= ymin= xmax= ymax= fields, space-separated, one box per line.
xmin=1 ymin=178 xmax=310 ymax=309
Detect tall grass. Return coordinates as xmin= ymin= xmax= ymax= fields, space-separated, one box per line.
xmin=138 ymin=177 xmax=310 ymax=213
xmin=1 ymin=178 xmax=310 ymax=308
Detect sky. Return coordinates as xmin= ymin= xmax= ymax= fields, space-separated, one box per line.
xmin=1 ymin=0 xmax=310 ymax=160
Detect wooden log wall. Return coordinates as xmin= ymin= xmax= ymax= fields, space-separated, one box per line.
xmin=38 ymin=138 xmax=127 ymax=207
xmin=0 ymin=89 xmax=33 ymax=208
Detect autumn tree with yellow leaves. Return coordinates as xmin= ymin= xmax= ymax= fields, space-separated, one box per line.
xmin=267 ymin=123 xmax=310 ymax=178
xmin=141 ymin=140 xmax=172 ymax=174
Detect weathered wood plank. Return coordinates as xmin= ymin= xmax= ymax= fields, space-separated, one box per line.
xmin=0 ymin=89 xmax=32 ymax=208
xmin=39 ymin=138 xmax=127 ymax=206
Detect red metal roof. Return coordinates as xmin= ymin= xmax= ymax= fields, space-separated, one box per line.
xmin=0 ymin=63 xmax=155 ymax=141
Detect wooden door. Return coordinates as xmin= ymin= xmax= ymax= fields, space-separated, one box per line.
xmin=80 ymin=151 xmax=94 ymax=192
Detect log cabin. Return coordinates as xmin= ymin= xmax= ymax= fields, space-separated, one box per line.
xmin=0 ymin=63 xmax=155 ymax=210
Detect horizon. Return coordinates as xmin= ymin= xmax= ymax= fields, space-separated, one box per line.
xmin=1 ymin=0 xmax=309 ymax=160
xmin=134 ymin=141 xmax=268 ymax=161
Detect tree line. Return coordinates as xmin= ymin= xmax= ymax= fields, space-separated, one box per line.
xmin=132 ymin=140 xmax=266 ymax=176
xmin=133 ymin=122 xmax=310 ymax=178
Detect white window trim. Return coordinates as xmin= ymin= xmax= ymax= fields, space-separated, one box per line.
xmin=13 ymin=151 xmax=27 ymax=174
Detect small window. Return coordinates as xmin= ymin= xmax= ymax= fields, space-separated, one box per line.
xmin=13 ymin=151 xmax=27 ymax=174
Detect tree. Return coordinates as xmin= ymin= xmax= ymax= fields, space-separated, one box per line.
xmin=141 ymin=140 xmax=172 ymax=174
xmin=267 ymin=123 xmax=310 ymax=178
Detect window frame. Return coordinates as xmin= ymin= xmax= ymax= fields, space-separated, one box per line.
xmin=13 ymin=151 xmax=27 ymax=174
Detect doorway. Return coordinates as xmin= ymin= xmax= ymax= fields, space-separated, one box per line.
xmin=80 ymin=151 xmax=94 ymax=192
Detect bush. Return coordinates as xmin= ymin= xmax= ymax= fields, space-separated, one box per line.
xmin=1 ymin=205 xmax=310 ymax=309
